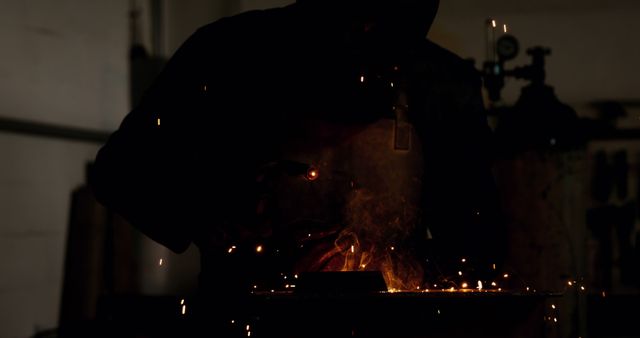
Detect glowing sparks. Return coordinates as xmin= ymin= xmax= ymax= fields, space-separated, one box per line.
xmin=181 ymin=304 xmax=186 ymax=315
xmin=491 ymin=282 xmax=497 ymax=287
xmin=360 ymin=75 xmax=365 ymax=83
xmin=602 ymin=291 xmax=606 ymax=297
xmin=477 ymin=281 xmax=483 ymax=290
xmin=390 ymin=82 xmax=394 ymax=88
xmin=551 ymin=304 xmax=556 ymax=309
xmin=306 ymin=167 xmax=319 ymax=181
xmin=491 ymin=19 xmax=496 ymax=28
xmin=158 ymin=258 xmax=163 ymax=266
xmin=503 ymin=273 xmax=509 ymax=278
xmin=180 ymin=299 xmax=185 ymax=305
xmin=390 ymin=246 xmax=395 ymax=251
xmin=458 ymin=271 xmax=462 ymax=276
xmin=503 ymin=24 xmax=508 ymax=33
xmin=247 ymin=332 xmax=251 ymax=337
xmin=580 ymin=286 xmax=585 ymax=291
xmin=294 ymin=274 xmax=298 ymax=279
xmin=156 ymin=118 xmax=161 ymax=126
xmin=492 ymin=263 xmax=496 ymax=270
xmin=231 ymin=320 xmax=235 ymax=324
xmin=461 ymin=258 xmax=466 ymax=263
xmin=256 ymin=245 xmax=263 ymax=253
xmin=203 ymin=85 xmax=207 ymax=91
xmin=568 ymin=281 xmax=573 ymax=286
xmin=228 ymin=245 xmax=237 ymax=254
xmin=461 ymin=282 xmax=468 ymax=288
xmin=351 ymin=245 xmax=355 ymax=253
xmin=246 ymin=325 xmax=250 ymax=331
xmin=360 ymin=264 xmax=366 ymax=269
xmin=553 ymin=317 xmax=558 ymax=323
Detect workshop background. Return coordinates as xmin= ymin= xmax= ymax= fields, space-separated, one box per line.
xmin=0 ymin=0 xmax=639 ymax=338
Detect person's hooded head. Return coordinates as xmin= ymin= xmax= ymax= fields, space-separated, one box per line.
xmin=296 ymin=0 xmax=440 ymax=42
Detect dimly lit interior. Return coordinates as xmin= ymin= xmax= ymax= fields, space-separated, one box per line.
xmin=1 ymin=1 xmax=639 ymax=338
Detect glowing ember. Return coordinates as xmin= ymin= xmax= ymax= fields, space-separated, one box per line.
xmin=181 ymin=304 xmax=186 ymax=315
xmin=350 ymin=245 xmax=355 ymax=253
xmin=491 ymin=19 xmax=497 ymax=28
xmin=461 ymin=282 xmax=468 ymax=288
xmin=390 ymin=246 xmax=395 ymax=251
xmin=156 ymin=118 xmax=161 ymax=126
xmin=256 ymin=245 xmax=263 ymax=253
xmin=158 ymin=258 xmax=163 ymax=266
xmin=360 ymin=75 xmax=365 ymax=83
xmin=567 ymin=281 xmax=573 ymax=286
xmin=306 ymin=167 xmax=319 ymax=181
xmin=491 ymin=282 xmax=497 ymax=287
xmin=228 ymin=246 xmax=237 ymax=253
xmin=180 ymin=299 xmax=185 ymax=305
xmin=503 ymin=24 xmax=508 ymax=33
xmin=461 ymin=258 xmax=466 ymax=263
xmin=551 ymin=304 xmax=556 ymax=309
xmin=503 ymin=274 xmax=509 ymax=278
xmin=458 ymin=271 xmax=463 ymax=276
xmin=477 ymin=281 xmax=483 ymax=290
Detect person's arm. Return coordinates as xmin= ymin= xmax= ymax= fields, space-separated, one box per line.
xmin=90 ymin=25 xmax=222 ymax=253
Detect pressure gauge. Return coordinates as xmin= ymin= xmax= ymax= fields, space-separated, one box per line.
xmin=496 ymin=34 xmax=519 ymax=61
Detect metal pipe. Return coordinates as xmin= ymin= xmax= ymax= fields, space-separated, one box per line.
xmin=0 ymin=116 xmax=110 ymax=144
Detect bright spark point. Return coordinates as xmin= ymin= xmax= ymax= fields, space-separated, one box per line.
xmin=390 ymin=246 xmax=395 ymax=251
xmin=390 ymin=82 xmax=394 ymax=88
xmin=351 ymin=245 xmax=355 ymax=253
xmin=181 ymin=305 xmax=186 ymax=315
xmin=461 ymin=258 xmax=466 ymax=263
xmin=553 ymin=318 xmax=557 ymax=323
xmin=477 ymin=281 xmax=483 ymax=290
xmin=458 ymin=271 xmax=462 ymax=276
xmin=228 ymin=246 xmax=236 ymax=253
xmin=247 ymin=332 xmax=251 ymax=337
xmin=503 ymin=274 xmax=509 ymax=278
xmin=491 ymin=282 xmax=497 ymax=287
xmin=158 ymin=259 xmax=163 ymax=266
xmin=580 ymin=286 xmax=585 ymax=291
xmin=294 ymin=274 xmax=298 ymax=279
xmin=462 ymin=282 xmax=468 ymax=288
xmin=157 ymin=118 xmax=161 ymax=126
xmin=492 ymin=264 xmax=496 ymax=270
xmin=246 ymin=325 xmax=250 ymax=331
xmin=361 ymin=264 xmax=366 ymax=268
xmin=551 ymin=304 xmax=556 ymax=309
xmin=503 ymin=24 xmax=508 ymax=33
xmin=180 ymin=299 xmax=185 ymax=305
xmin=256 ymin=245 xmax=263 ymax=253
xmin=568 ymin=281 xmax=573 ymax=286
xmin=492 ymin=19 xmax=496 ymax=28
xmin=360 ymin=75 xmax=365 ymax=83
xmin=231 ymin=320 xmax=235 ymax=324
xmin=253 ymin=285 xmax=257 ymax=289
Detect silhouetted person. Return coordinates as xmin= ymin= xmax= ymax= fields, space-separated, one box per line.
xmin=90 ymin=0 xmax=505 ymax=334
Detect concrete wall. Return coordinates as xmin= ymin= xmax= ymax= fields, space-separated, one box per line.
xmin=0 ymin=1 xmax=128 ymax=338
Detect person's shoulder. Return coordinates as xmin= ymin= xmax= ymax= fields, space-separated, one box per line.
xmin=195 ymin=5 xmax=294 ymax=38
xmin=418 ymin=39 xmax=482 ymax=86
